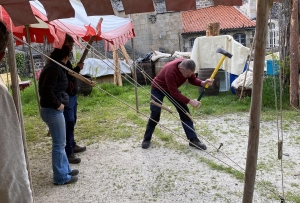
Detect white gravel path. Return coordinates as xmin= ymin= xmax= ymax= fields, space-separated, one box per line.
xmin=29 ymin=113 xmax=300 ymax=203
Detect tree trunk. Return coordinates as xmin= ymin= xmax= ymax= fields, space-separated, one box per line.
xmin=242 ymin=0 xmax=270 ymax=201
xmin=290 ymin=0 xmax=299 ymax=107
xmin=279 ymin=0 xmax=292 ymax=85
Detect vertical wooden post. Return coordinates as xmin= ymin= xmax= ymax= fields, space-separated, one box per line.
xmin=7 ymin=33 xmax=34 ymax=201
xmin=290 ymin=0 xmax=299 ymax=107
xmin=112 ymin=48 xmax=122 ymax=86
xmin=25 ymin=25 xmax=40 ymax=114
xmin=242 ymin=1 xmax=270 ymax=202
xmin=120 ymin=45 xmax=134 ymax=78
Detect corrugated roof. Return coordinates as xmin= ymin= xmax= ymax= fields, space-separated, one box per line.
xmin=182 ymin=5 xmax=256 ymax=34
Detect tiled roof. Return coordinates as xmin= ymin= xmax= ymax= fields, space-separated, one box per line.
xmin=182 ymin=5 xmax=256 ymax=34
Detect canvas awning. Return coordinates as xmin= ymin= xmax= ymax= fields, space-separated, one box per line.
xmin=0 ymin=0 xmax=245 ymax=27
xmin=0 ymin=0 xmax=135 ymax=49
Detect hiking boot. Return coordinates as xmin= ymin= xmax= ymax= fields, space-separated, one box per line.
xmin=189 ymin=138 xmax=207 ymax=150
xmin=73 ymin=145 xmax=86 ymax=153
xmin=68 ymin=153 xmax=81 ymax=164
xmin=141 ymin=140 xmax=151 ymax=149
xmin=68 ymin=169 xmax=79 ymax=176
xmin=54 ymin=176 xmax=78 ymax=185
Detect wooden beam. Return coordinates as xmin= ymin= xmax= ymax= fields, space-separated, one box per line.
xmin=242 ymin=0 xmax=270 ymax=202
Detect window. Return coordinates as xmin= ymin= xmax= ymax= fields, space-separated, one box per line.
xmin=189 ymin=38 xmax=195 ymax=51
xmin=233 ymin=33 xmax=246 ymax=46
xmin=268 ymin=23 xmax=276 ymax=47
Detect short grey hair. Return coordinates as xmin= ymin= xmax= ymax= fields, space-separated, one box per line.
xmin=180 ymin=59 xmax=196 ymax=72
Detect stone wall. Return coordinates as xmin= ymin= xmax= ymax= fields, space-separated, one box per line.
xmin=129 ymin=12 xmax=183 ymax=56
xmin=196 ymin=0 xmax=213 ymax=8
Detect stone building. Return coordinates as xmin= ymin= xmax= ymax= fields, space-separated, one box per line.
xmin=181 ymin=5 xmax=256 ymax=52
xmin=111 ymin=0 xmax=280 ymax=57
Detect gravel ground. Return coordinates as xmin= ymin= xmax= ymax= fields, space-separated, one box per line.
xmin=29 ymin=112 xmax=300 ymax=203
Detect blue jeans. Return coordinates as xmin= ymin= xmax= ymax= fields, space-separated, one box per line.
xmin=40 ymin=107 xmax=72 ymax=184
xmin=63 ymin=95 xmax=77 ymax=156
xmin=143 ymin=87 xmax=197 ymax=141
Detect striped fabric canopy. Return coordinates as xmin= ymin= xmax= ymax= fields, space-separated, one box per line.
xmin=0 ymin=0 xmax=245 ymax=26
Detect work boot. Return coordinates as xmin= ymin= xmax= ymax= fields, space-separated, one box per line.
xmin=189 ymin=137 xmax=207 ymax=150
xmin=68 ymin=153 xmax=81 ymax=164
xmin=73 ymin=145 xmax=86 ymax=153
xmin=68 ymin=169 xmax=79 ymax=176
xmin=54 ymin=176 xmax=78 ymax=185
xmin=141 ymin=140 xmax=151 ymax=149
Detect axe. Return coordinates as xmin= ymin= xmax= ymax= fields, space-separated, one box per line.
xmin=197 ymin=47 xmax=233 ymax=101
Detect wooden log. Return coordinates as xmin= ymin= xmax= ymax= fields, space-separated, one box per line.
xmin=206 ymin=22 xmax=220 ymax=36
xmin=120 ymin=45 xmax=134 ymax=78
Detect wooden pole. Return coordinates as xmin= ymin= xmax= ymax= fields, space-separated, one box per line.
xmin=131 ymin=37 xmax=139 ymax=112
xmin=290 ymin=0 xmax=299 ymax=107
xmin=120 ymin=45 xmax=134 ymax=78
xmin=242 ymin=1 xmax=270 ymax=202
xmin=239 ymin=32 xmax=256 ymax=100
xmin=25 ymin=25 xmax=40 ymax=114
xmin=7 ymin=33 xmax=34 ymax=201
xmin=79 ymin=18 xmax=103 ymax=63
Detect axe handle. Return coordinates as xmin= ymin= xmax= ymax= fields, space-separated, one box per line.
xmin=204 ymin=55 xmax=226 ymax=88
xmin=198 ymin=54 xmax=227 ymax=101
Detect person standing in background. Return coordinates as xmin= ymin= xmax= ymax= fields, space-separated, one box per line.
xmin=63 ymin=34 xmax=86 ymax=164
xmin=39 ymin=45 xmax=79 ymax=185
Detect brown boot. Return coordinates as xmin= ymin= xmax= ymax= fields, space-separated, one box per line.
xmin=73 ymin=145 xmax=86 ymax=153
xmin=67 ymin=153 xmax=81 ymax=164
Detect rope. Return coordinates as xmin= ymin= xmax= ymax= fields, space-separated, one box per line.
xmin=13 ymin=11 xmax=286 ymax=199
xmin=269 ymin=5 xmax=285 ymax=200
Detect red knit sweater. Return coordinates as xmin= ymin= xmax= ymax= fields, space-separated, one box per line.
xmin=152 ymin=58 xmax=203 ymax=104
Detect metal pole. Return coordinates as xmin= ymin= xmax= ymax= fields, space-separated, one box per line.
xmin=25 ymin=25 xmax=40 ymax=114
xmin=242 ymin=1 xmax=270 ymax=202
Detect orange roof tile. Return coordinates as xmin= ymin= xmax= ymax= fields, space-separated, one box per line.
xmin=182 ymin=5 xmax=256 ymax=34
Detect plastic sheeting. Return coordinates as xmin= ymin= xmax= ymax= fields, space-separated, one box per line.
xmin=80 ymin=58 xmax=132 ymax=77
xmin=191 ymin=35 xmax=249 ymax=75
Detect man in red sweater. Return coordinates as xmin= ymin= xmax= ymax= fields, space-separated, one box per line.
xmin=142 ymin=58 xmax=213 ymax=150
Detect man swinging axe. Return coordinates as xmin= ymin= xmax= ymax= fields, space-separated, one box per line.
xmin=141 ymin=58 xmax=213 ymax=150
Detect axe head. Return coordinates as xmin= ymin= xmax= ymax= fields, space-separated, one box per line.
xmin=216 ymin=47 xmax=233 ymax=58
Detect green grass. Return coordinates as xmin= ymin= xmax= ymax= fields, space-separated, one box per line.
xmin=20 ymin=78 xmax=295 ymax=144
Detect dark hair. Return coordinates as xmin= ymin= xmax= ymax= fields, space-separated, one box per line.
xmin=0 ymin=21 xmax=9 ymax=53
xmin=180 ymin=59 xmax=196 ymax=72
xmin=64 ymin=33 xmax=74 ymax=46
xmin=48 ymin=45 xmax=72 ymax=63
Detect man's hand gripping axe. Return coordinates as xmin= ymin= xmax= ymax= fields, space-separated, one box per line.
xmin=197 ymin=47 xmax=233 ymax=101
